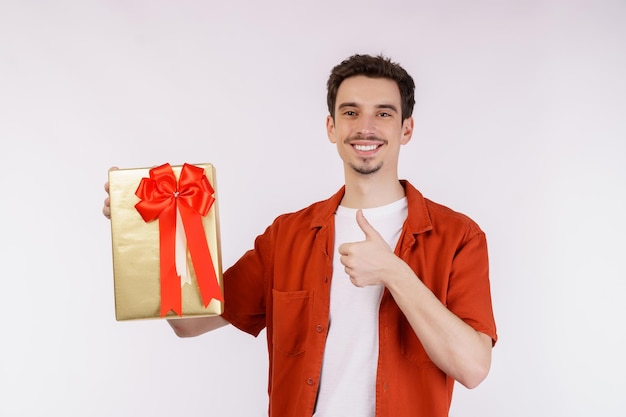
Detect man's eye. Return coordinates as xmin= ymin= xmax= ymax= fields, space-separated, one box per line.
xmin=344 ymin=111 xmax=356 ymax=116
xmin=379 ymin=112 xmax=391 ymax=117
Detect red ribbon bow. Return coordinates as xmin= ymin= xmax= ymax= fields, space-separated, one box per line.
xmin=135 ymin=163 xmax=223 ymax=317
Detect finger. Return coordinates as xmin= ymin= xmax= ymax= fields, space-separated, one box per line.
xmin=338 ymin=242 xmax=351 ymax=256
xmin=103 ymin=167 xmax=118 ymax=220
xmin=339 ymin=253 xmax=353 ymax=268
xmin=343 ymin=264 xmax=355 ymax=279
xmin=105 ymin=167 xmax=118 ymax=193
xmin=355 ymin=209 xmax=381 ymax=241
xmin=346 ymin=270 xmax=367 ymax=288
xmin=103 ymin=202 xmax=111 ymax=219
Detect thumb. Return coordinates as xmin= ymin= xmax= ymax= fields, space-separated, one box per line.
xmin=356 ymin=209 xmax=381 ymax=241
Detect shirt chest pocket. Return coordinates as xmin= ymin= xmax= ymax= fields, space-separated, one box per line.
xmin=272 ymin=289 xmax=311 ymax=356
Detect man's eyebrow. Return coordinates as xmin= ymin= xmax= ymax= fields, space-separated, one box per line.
xmin=376 ymin=104 xmax=399 ymax=113
xmin=337 ymin=102 xmax=358 ymax=110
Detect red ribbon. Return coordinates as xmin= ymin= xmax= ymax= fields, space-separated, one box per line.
xmin=134 ymin=163 xmax=223 ymax=317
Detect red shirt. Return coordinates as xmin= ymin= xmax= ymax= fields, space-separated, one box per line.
xmin=222 ymin=181 xmax=497 ymax=416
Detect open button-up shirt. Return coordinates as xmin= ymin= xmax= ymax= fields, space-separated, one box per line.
xmin=222 ymin=180 xmax=498 ymax=417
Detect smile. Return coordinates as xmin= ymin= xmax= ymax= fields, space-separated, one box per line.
xmin=353 ymin=144 xmax=378 ymax=152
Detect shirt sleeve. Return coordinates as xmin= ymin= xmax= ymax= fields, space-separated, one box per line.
xmin=446 ymin=230 xmax=498 ymax=345
xmin=221 ymin=225 xmax=273 ymax=337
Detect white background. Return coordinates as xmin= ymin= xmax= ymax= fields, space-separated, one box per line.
xmin=1 ymin=1 xmax=625 ymax=416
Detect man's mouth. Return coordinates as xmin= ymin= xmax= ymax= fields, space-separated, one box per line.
xmin=353 ymin=144 xmax=379 ymax=152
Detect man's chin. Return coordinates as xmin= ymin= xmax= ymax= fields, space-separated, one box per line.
xmin=350 ymin=162 xmax=382 ymax=175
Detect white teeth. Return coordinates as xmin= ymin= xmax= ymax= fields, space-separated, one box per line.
xmin=354 ymin=144 xmax=377 ymax=151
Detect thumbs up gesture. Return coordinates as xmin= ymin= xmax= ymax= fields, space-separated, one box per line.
xmin=338 ymin=209 xmax=406 ymax=288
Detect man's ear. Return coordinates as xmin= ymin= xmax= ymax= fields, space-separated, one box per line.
xmin=326 ymin=115 xmax=337 ymax=144
xmin=401 ymin=116 xmax=414 ymax=145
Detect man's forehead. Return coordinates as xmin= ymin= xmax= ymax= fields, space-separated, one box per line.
xmin=336 ymin=75 xmax=401 ymax=106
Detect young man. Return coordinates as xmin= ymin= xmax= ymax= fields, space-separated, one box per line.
xmin=103 ymin=54 xmax=497 ymax=417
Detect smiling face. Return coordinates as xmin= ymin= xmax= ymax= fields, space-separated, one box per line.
xmin=327 ymin=75 xmax=414 ymax=179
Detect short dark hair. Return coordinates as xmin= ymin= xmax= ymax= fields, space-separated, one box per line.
xmin=326 ymin=54 xmax=415 ymax=121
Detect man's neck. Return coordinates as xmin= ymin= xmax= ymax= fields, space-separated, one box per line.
xmin=340 ymin=173 xmax=405 ymax=209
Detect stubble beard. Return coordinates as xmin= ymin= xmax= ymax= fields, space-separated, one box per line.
xmin=345 ymin=134 xmax=385 ymax=175
xmin=349 ymin=160 xmax=383 ymax=175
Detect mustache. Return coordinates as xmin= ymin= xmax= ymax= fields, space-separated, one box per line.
xmin=343 ymin=134 xmax=387 ymax=144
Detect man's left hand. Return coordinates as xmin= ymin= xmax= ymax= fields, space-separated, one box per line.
xmin=338 ymin=209 xmax=401 ymax=287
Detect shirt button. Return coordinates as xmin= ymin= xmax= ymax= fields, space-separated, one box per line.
xmin=315 ymin=324 xmax=324 ymax=333
xmin=306 ymin=378 xmax=315 ymax=385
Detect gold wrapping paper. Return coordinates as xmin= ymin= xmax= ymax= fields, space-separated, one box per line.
xmin=109 ymin=163 xmax=224 ymax=321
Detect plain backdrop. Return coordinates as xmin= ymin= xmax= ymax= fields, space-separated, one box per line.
xmin=1 ymin=1 xmax=625 ymax=416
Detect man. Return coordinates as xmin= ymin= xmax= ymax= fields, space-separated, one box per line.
xmin=103 ymin=54 xmax=497 ymax=417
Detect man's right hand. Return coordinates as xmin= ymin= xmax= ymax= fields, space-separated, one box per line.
xmin=102 ymin=166 xmax=118 ymax=220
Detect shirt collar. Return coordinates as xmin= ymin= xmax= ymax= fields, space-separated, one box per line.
xmin=310 ymin=180 xmax=433 ymax=235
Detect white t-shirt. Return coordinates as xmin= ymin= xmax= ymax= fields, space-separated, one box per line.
xmin=314 ymin=197 xmax=408 ymax=417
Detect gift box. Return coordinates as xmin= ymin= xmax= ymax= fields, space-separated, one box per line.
xmin=109 ymin=163 xmax=224 ymax=321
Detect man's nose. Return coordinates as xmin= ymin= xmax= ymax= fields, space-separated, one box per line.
xmin=356 ymin=115 xmax=376 ymax=136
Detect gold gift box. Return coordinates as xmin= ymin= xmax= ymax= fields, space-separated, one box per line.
xmin=109 ymin=163 xmax=224 ymax=321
